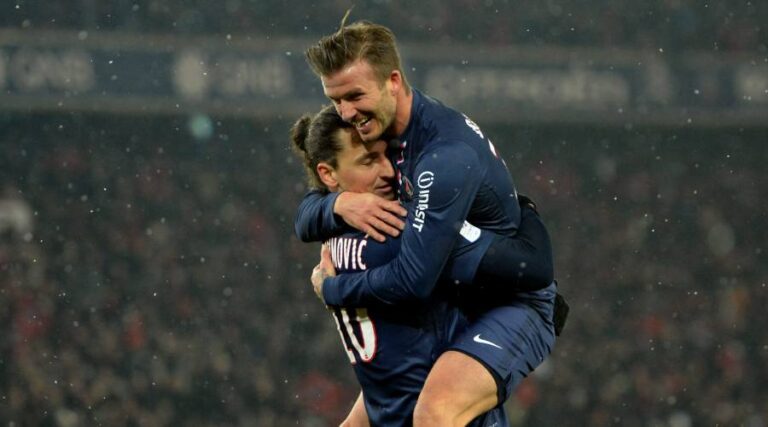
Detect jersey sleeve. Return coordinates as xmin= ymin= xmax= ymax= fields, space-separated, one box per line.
xmin=474 ymin=206 xmax=554 ymax=292
xmin=322 ymin=140 xmax=483 ymax=307
xmin=441 ymin=205 xmax=554 ymax=290
xmin=441 ymin=221 xmax=495 ymax=286
xmin=294 ymin=190 xmax=346 ymax=242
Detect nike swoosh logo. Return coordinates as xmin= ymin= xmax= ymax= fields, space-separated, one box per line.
xmin=473 ymin=334 xmax=502 ymax=349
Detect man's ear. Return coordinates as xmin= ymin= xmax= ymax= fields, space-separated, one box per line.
xmin=317 ymin=162 xmax=340 ymax=191
xmin=388 ymin=70 xmax=402 ymax=96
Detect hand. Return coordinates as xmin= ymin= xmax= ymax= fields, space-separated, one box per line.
xmin=334 ymin=192 xmax=407 ymax=242
xmin=311 ymin=245 xmax=336 ymax=302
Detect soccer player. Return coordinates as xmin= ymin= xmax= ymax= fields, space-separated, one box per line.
xmin=297 ymin=20 xmax=561 ymax=426
xmin=291 ymin=105 xmax=553 ymax=426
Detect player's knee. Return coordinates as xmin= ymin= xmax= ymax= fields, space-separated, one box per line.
xmin=415 ymin=384 xmax=501 ymax=427
xmin=413 ymin=405 xmax=449 ymax=427
xmin=413 ymin=394 xmax=459 ymax=427
xmin=339 ymin=418 xmax=367 ymax=427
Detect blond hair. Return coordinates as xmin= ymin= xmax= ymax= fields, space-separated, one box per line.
xmin=305 ymin=19 xmax=410 ymax=92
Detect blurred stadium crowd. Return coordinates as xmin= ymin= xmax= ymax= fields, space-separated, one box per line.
xmin=2 ymin=0 xmax=767 ymax=425
xmin=1 ymin=113 xmax=766 ymax=426
xmin=4 ymin=0 xmax=766 ymax=52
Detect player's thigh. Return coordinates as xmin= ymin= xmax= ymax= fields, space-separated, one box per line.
xmin=340 ymin=392 xmax=370 ymax=427
xmin=417 ymin=350 xmax=498 ymax=417
xmin=446 ymin=294 xmax=556 ymax=405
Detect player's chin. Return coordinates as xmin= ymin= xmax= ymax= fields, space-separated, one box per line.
xmin=375 ymin=187 xmax=395 ymax=200
xmin=357 ymin=121 xmax=382 ymax=142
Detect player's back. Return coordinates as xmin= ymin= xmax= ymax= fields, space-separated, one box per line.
xmin=325 ymin=229 xmax=462 ymax=426
xmin=326 ymin=225 xmax=512 ymax=426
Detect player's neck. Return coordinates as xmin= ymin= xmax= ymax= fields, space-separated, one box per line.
xmin=392 ymin=89 xmax=413 ymax=137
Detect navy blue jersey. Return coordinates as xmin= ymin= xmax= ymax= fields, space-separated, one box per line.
xmin=297 ymin=89 xmax=521 ymax=308
xmin=326 ymin=226 xmax=496 ymax=426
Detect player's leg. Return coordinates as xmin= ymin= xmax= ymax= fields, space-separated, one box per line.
xmin=414 ymin=289 xmax=556 ymax=427
xmin=412 ymin=350 xmax=499 ymax=427
xmin=339 ymin=392 xmax=370 ymax=427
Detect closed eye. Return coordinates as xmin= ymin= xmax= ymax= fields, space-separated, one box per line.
xmin=357 ymin=153 xmax=378 ymax=166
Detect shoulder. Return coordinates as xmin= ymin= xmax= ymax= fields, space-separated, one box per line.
xmin=415 ymin=134 xmax=482 ymax=176
xmin=415 ymin=96 xmax=487 ymax=148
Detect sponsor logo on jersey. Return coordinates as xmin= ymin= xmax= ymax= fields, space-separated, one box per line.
xmin=412 ymin=171 xmax=434 ymax=233
xmin=417 ymin=171 xmax=434 ymax=188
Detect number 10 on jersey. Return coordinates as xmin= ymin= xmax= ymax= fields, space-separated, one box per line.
xmin=330 ymin=307 xmax=377 ymax=363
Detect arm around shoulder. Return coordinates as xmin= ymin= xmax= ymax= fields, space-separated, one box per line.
xmin=294 ymin=190 xmax=343 ymax=242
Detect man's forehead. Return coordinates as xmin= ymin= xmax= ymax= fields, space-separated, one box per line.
xmin=338 ymin=137 xmax=369 ymax=161
xmin=345 ymin=135 xmax=383 ymax=154
xmin=321 ymin=77 xmax=360 ymax=95
xmin=321 ymin=61 xmax=377 ymax=93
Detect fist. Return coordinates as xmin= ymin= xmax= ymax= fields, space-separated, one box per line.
xmin=311 ymin=245 xmax=336 ymax=301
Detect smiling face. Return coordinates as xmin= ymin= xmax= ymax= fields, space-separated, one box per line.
xmin=317 ymin=127 xmax=396 ymax=200
xmin=321 ymin=59 xmax=399 ymax=143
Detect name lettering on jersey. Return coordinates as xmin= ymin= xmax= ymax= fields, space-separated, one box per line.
xmin=463 ymin=114 xmax=484 ymax=139
xmin=327 ymin=236 xmax=368 ymax=271
xmin=412 ymin=171 xmax=434 ymax=233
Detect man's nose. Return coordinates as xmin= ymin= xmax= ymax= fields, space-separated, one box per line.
xmin=337 ymin=100 xmax=356 ymax=122
xmin=381 ymin=158 xmax=396 ymax=178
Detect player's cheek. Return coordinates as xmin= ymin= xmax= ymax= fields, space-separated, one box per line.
xmin=367 ymin=172 xmax=379 ymax=190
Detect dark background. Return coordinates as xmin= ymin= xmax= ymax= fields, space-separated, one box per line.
xmin=1 ymin=1 xmax=766 ymax=426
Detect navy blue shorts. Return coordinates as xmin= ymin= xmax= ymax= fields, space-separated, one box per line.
xmin=467 ymin=405 xmax=509 ymax=427
xmin=448 ymin=282 xmax=557 ymax=404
